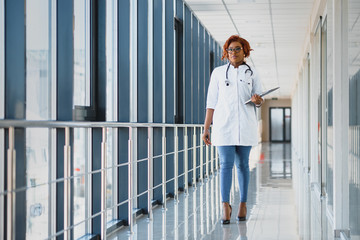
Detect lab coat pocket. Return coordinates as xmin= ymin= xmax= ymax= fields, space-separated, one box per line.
xmin=239 ymin=78 xmax=253 ymax=96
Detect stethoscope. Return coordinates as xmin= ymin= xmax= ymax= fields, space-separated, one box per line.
xmin=225 ymin=62 xmax=253 ymax=86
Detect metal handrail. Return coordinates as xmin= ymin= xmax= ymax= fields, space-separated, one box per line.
xmin=0 ymin=119 xmax=204 ymax=128
xmin=0 ymin=119 xmax=218 ymax=239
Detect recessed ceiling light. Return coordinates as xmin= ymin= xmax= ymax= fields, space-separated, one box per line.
xmin=237 ymin=0 xmax=255 ymax=3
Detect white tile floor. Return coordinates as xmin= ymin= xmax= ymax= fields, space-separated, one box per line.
xmin=109 ymin=143 xmax=299 ymax=240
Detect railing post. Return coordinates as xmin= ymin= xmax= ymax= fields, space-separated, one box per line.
xmin=128 ymin=127 xmax=134 ymax=234
xmin=147 ymin=127 xmax=153 ymax=219
xmin=7 ymin=127 xmax=15 ymax=240
xmin=205 ymin=139 xmax=209 ymax=179
xmin=200 ymin=127 xmax=203 ymax=182
xmin=101 ymin=127 xmax=107 ymax=239
xmin=192 ymin=127 xmax=197 ymax=188
xmin=210 ymin=144 xmax=214 ymax=175
xmin=184 ymin=127 xmax=188 ymax=194
xmin=215 ymin=147 xmax=219 ymax=171
xmin=64 ymin=127 xmax=71 ymax=240
xmin=162 ymin=127 xmax=167 ymax=210
xmin=174 ymin=126 xmax=179 ymax=203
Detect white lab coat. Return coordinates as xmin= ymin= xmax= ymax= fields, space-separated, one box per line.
xmin=206 ymin=63 xmax=262 ymax=146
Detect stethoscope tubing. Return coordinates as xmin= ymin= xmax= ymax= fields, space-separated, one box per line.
xmin=225 ymin=62 xmax=253 ymax=86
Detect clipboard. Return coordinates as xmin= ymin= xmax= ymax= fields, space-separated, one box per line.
xmin=244 ymin=87 xmax=280 ymax=104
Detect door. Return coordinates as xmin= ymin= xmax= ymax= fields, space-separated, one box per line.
xmin=270 ymin=107 xmax=291 ymax=142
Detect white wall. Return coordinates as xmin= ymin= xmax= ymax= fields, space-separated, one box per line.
xmin=291 ymin=0 xmax=351 ymax=238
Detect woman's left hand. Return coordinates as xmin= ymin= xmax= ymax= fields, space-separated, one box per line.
xmin=251 ymin=94 xmax=263 ymax=106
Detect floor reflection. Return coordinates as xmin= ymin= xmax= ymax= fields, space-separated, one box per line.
xmin=109 ymin=143 xmax=298 ymax=240
xmin=222 ymin=222 xmax=247 ymax=240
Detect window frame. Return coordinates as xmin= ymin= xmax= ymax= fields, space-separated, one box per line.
xmin=105 ymin=0 xmax=119 ymax=222
xmin=73 ymin=0 xmax=103 ymax=121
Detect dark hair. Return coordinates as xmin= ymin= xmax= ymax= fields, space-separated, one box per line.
xmin=221 ymin=35 xmax=253 ymax=61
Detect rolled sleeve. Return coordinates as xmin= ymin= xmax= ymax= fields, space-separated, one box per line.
xmin=206 ymin=70 xmax=219 ymax=109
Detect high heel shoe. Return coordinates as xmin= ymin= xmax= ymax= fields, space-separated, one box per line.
xmin=236 ymin=203 xmax=247 ymax=222
xmin=221 ymin=204 xmax=232 ymax=225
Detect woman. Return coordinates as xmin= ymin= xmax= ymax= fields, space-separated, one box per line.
xmin=202 ymin=35 xmax=263 ymax=224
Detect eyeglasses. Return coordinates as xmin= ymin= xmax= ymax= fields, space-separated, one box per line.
xmin=227 ymin=47 xmax=242 ymax=53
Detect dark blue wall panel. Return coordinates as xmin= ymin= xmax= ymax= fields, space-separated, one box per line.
xmin=137 ymin=128 xmax=148 ymax=211
xmin=92 ymin=129 xmax=102 ymax=234
xmin=5 ymin=0 xmax=25 ymax=120
xmin=118 ymin=128 xmax=129 ymax=221
xmin=205 ymin=32 xmax=210 ymax=104
xmin=118 ymin=0 xmax=130 ymax=123
xmin=178 ymin=127 xmax=184 ymax=189
xmin=5 ymin=6 xmax=27 ymax=237
xmin=153 ymin=0 xmax=163 ymax=202
xmin=192 ymin=17 xmax=198 ymax=124
xmin=137 ymin=0 xmax=148 ymax=123
xmin=165 ymin=0 xmax=174 ymax=124
xmin=166 ymin=128 xmax=174 ymax=194
xmin=198 ymin=25 xmax=205 ymax=178
xmin=187 ymin=127 xmax=193 ymax=186
xmin=198 ymin=25 xmax=205 ymax=123
xmin=191 ymin=17 xmax=199 ymax=180
xmin=137 ymin=0 xmax=149 ymax=212
xmin=118 ymin=0 xmax=130 ymax=221
xmin=56 ymin=130 xmax=65 ymax=238
xmin=165 ymin=0 xmax=175 ymax=194
xmin=209 ymin=37 xmax=214 ymax=75
xmin=184 ymin=7 xmax=193 ymax=185
xmin=184 ymin=6 xmax=192 ymax=124
xmin=204 ymin=32 xmax=210 ymax=177
xmin=219 ymin=44 xmax=222 ymax=66
xmin=153 ymin=127 xmax=163 ymax=201
xmin=176 ymin=0 xmax=183 ymax=18
xmin=57 ymin=0 xmax=74 ymax=121
xmin=95 ymin=0 xmax=106 ymax=121
xmin=153 ymin=0 xmax=162 ymax=124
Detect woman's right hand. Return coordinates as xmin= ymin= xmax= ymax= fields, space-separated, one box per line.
xmin=202 ymin=129 xmax=212 ymax=146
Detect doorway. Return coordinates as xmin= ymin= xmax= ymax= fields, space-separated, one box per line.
xmin=269 ymin=107 xmax=291 ymax=142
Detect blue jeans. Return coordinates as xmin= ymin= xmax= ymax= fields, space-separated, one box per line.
xmin=218 ymin=145 xmax=252 ymax=203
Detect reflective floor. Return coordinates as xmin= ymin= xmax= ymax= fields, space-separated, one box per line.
xmin=109 ymin=143 xmax=299 ymax=240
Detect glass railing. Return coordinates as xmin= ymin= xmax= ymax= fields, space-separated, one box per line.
xmin=0 ymin=119 xmax=218 ymax=239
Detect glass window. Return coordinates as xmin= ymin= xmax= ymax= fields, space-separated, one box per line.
xmin=105 ymin=0 xmax=118 ymax=222
xmin=324 ymin=10 xmax=334 ymax=212
xmin=25 ymin=0 xmax=55 ymax=238
xmin=348 ymin=0 xmax=360 ymax=237
xmin=306 ymin=57 xmax=311 ymax=170
xmin=313 ymin=22 xmax=321 ymax=185
xmin=74 ymin=0 xmax=90 ymax=106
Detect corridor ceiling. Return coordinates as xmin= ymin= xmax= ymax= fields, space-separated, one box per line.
xmin=184 ymin=0 xmax=315 ymax=99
